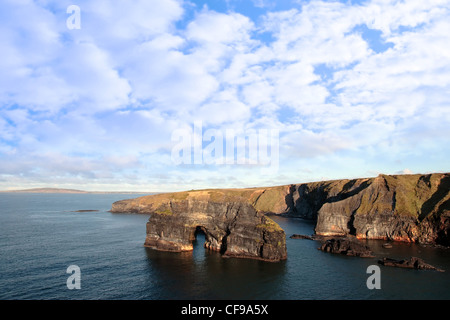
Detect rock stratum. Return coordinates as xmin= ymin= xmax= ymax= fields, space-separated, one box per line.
xmin=111 ymin=190 xmax=287 ymax=262
xmin=299 ymin=173 xmax=450 ymax=246
xmin=111 ymin=172 xmax=450 ymax=259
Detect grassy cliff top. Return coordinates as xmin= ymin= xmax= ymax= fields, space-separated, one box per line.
xmin=132 ymin=186 xmax=286 ymax=209
xmin=379 ymin=173 xmax=449 ymax=218
xmin=125 ymin=172 xmax=449 ymax=219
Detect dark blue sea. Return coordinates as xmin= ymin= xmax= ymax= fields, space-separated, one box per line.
xmin=1 ymin=193 xmax=450 ymax=300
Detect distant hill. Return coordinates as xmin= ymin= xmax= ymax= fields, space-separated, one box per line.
xmin=0 ymin=188 xmax=152 ymax=194
xmin=2 ymin=188 xmax=89 ymax=193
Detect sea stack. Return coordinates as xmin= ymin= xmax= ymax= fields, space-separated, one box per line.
xmin=111 ymin=190 xmax=287 ymax=262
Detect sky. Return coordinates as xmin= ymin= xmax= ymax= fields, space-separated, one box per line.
xmin=0 ymin=0 xmax=449 ymax=192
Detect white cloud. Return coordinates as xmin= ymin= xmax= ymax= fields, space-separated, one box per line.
xmin=332 ymin=7 xmax=450 ymax=135
xmin=56 ymin=42 xmax=132 ymax=112
xmin=241 ymin=80 xmax=274 ymax=107
xmin=0 ymin=0 xmax=449 ymax=190
xmin=262 ymin=4 xmax=370 ymax=65
xmin=0 ymin=1 xmax=67 ymax=111
xmin=79 ymin=0 xmax=184 ymax=42
xmin=363 ymin=0 xmax=449 ymax=36
xmin=186 ymin=9 xmax=254 ymax=44
xmin=196 ymin=92 xmax=251 ymax=125
xmin=123 ymin=43 xmax=220 ymax=111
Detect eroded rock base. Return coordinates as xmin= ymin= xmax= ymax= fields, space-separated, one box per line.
xmin=144 ymin=200 xmax=287 ymax=262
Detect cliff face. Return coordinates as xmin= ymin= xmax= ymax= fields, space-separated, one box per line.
xmin=311 ymin=173 xmax=450 ymax=245
xmin=111 ymin=172 xmax=450 ymax=248
xmin=111 ymin=191 xmax=287 ymax=262
xmin=220 ymin=173 xmax=449 ymax=246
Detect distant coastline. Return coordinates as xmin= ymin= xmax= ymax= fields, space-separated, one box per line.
xmin=0 ymin=188 xmax=152 ymax=194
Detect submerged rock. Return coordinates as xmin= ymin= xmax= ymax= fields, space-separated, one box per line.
xmin=378 ymin=257 xmax=444 ymax=272
xmin=290 ymin=234 xmax=314 ymax=240
xmin=318 ymin=237 xmax=374 ymax=257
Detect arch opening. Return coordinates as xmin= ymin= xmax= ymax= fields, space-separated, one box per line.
xmin=191 ymin=226 xmax=225 ymax=253
xmin=193 ymin=226 xmax=207 ymax=250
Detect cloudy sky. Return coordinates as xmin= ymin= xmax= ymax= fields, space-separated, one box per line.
xmin=0 ymin=0 xmax=449 ymax=192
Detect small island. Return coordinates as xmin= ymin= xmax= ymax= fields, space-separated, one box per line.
xmin=111 ymin=189 xmax=287 ymax=262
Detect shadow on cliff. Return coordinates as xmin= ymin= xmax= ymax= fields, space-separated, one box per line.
xmin=326 ymin=179 xmax=372 ymax=203
xmin=284 ymin=179 xmax=372 ymax=220
xmin=419 ymin=174 xmax=450 ymax=221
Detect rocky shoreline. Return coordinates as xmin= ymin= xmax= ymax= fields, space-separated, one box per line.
xmin=289 ymin=233 xmax=445 ymax=271
xmin=110 ymin=172 xmax=449 ymax=262
xmin=287 ymin=173 xmax=450 ymax=247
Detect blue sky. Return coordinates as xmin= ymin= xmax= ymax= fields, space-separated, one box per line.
xmin=0 ymin=0 xmax=449 ymax=191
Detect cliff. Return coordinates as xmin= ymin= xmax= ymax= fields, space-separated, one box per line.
xmin=111 ymin=190 xmax=287 ymax=262
xmin=111 ymin=172 xmax=450 ymax=247
xmin=276 ymin=173 xmax=449 ymax=245
xmin=301 ymin=173 xmax=450 ymax=245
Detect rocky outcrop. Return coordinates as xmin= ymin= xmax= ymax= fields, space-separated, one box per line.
xmin=215 ymin=173 xmax=449 ymax=246
xmin=318 ymin=237 xmax=374 ymax=257
xmin=111 ymin=191 xmax=287 ymax=262
xmin=290 ymin=234 xmax=314 ymax=240
xmin=314 ymin=173 xmax=450 ymax=246
xmin=378 ymin=257 xmax=444 ymax=272
xmin=111 ymin=172 xmax=450 ymax=248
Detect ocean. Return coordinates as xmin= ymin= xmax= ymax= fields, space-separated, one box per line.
xmin=1 ymin=193 xmax=450 ymax=300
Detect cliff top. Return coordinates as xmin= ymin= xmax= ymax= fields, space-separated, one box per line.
xmin=118 ymin=172 xmax=449 ymax=219
xmin=126 ymin=185 xmax=292 ymax=215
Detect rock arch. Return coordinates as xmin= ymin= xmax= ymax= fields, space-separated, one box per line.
xmin=190 ymin=225 xmax=224 ymax=253
xmin=143 ymin=199 xmax=287 ymax=262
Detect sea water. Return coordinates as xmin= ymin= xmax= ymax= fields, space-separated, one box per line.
xmin=1 ymin=193 xmax=449 ymax=300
